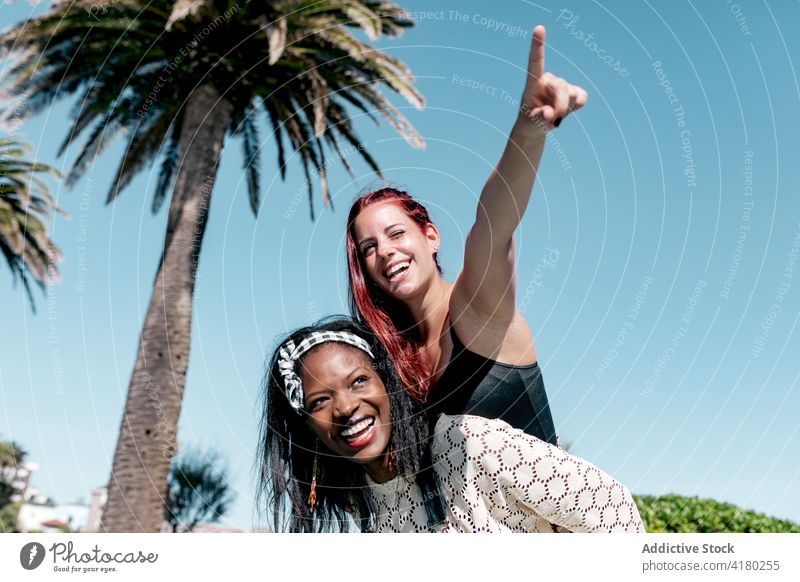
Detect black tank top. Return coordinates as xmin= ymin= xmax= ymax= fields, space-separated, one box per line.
xmin=426 ymin=325 xmax=558 ymax=445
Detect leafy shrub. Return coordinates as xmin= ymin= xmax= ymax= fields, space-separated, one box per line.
xmin=0 ymin=501 xmax=22 ymax=533
xmin=634 ymin=494 xmax=800 ymax=533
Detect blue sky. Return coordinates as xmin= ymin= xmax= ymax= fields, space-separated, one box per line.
xmin=1 ymin=0 xmax=798 ymax=530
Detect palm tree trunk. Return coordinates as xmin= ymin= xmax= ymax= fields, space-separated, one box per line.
xmin=101 ymin=84 xmax=232 ymax=532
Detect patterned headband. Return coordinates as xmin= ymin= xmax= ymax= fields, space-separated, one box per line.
xmin=277 ymin=330 xmax=375 ymax=415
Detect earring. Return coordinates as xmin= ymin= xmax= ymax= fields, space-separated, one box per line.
xmin=308 ymin=440 xmax=319 ymax=514
xmin=432 ymin=243 xmax=440 ymax=253
xmin=385 ymin=449 xmax=397 ymax=475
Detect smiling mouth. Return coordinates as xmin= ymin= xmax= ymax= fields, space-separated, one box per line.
xmin=383 ymin=261 xmax=410 ymax=281
xmin=338 ymin=416 xmax=376 ymax=445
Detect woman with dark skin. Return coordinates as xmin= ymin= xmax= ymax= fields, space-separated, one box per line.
xmin=345 ymin=26 xmax=587 ymax=441
xmin=257 ymin=318 xmax=644 ymax=533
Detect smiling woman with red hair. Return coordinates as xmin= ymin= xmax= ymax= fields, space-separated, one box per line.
xmin=345 ymin=25 xmax=587 ymax=443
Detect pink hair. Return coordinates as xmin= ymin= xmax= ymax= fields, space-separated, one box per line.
xmin=345 ymin=188 xmax=441 ymax=401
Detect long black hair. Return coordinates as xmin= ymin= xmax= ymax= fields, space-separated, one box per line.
xmin=256 ymin=317 xmax=445 ymax=532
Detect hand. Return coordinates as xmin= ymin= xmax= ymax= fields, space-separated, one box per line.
xmin=519 ymin=25 xmax=588 ymax=129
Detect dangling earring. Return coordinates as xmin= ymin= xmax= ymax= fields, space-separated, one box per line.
xmin=385 ymin=448 xmax=397 ymax=475
xmin=432 ymin=242 xmax=440 ymax=253
xmin=308 ymin=440 xmax=319 ymax=513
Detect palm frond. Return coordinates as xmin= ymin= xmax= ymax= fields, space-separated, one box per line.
xmin=264 ymin=15 xmax=287 ymax=65
xmin=0 ymin=137 xmax=63 ymax=305
xmin=1 ymin=0 xmax=424 ymax=219
xmin=65 ymin=113 xmax=125 ymax=188
xmin=240 ymin=113 xmax=262 ymax=216
xmin=107 ymin=106 xmax=178 ymax=204
xmin=340 ymin=1 xmax=381 ymax=40
xmin=263 ymin=100 xmax=288 ymax=180
xmin=324 ymin=130 xmax=354 ymax=177
xmin=152 ymin=116 xmax=184 ymax=214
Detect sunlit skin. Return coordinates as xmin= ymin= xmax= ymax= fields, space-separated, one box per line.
xmin=300 ymin=344 xmax=395 ymax=483
xmin=350 ymin=25 xmax=587 ymax=372
xmin=353 ymin=201 xmax=441 ymax=304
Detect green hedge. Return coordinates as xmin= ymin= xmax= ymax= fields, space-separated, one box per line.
xmin=0 ymin=501 xmax=22 ymax=533
xmin=634 ymin=494 xmax=800 ymax=533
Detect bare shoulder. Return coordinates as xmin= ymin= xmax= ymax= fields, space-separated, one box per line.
xmin=447 ymin=289 xmax=537 ymax=365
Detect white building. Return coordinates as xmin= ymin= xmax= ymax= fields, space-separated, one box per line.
xmin=17 ymin=492 xmax=57 ymax=532
xmin=17 ymin=494 xmax=91 ymax=532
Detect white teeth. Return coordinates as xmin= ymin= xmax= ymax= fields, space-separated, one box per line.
xmin=341 ymin=417 xmax=374 ymax=438
xmin=385 ymin=261 xmax=410 ymax=279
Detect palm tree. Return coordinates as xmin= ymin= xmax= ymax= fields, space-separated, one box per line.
xmin=0 ymin=138 xmax=62 ymax=305
xmin=0 ymin=440 xmax=27 ymax=478
xmin=0 ymin=439 xmax=26 ymax=533
xmin=0 ymin=439 xmax=28 ymax=508
xmin=1 ymin=0 xmax=423 ymax=531
xmin=164 ymin=447 xmax=235 ymax=532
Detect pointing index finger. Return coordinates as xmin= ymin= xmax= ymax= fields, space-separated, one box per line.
xmin=529 ymin=24 xmax=546 ymax=80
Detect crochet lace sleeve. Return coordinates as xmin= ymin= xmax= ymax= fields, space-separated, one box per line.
xmin=453 ymin=415 xmax=645 ymax=532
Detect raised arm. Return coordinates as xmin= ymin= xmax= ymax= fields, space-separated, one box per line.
xmin=452 ymin=25 xmax=587 ymax=323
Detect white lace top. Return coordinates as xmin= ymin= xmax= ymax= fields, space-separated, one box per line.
xmin=366 ymin=414 xmax=645 ymax=532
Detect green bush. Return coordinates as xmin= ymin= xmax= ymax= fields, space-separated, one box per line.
xmin=634 ymin=494 xmax=800 ymax=533
xmin=0 ymin=501 xmax=22 ymax=533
